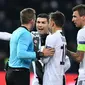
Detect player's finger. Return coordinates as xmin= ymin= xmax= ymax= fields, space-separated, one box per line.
xmin=48 ymin=48 xmax=55 ymax=51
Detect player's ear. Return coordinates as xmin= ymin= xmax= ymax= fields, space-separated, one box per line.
xmin=52 ymin=21 xmax=55 ymax=27
xmin=81 ymin=16 xmax=85 ymax=21
xmin=30 ymin=19 xmax=34 ymax=24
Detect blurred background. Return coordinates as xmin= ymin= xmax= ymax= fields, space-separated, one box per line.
xmin=0 ymin=0 xmax=85 ymax=84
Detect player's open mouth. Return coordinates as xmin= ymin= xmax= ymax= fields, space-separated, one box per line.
xmin=38 ymin=29 xmax=43 ymax=30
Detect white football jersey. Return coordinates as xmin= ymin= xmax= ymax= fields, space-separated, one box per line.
xmin=77 ymin=26 xmax=85 ymax=80
xmin=43 ymin=30 xmax=67 ymax=85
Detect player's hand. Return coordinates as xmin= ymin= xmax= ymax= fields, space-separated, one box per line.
xmin=43 ymin=48 xmax=55 ymax=57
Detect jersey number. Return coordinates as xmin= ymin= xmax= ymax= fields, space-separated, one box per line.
xmin=60 ymin=44 xmax=66 ymax=65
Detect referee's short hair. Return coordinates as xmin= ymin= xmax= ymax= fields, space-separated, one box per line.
xmin=20 ymin=8 xmax=36 ymax=24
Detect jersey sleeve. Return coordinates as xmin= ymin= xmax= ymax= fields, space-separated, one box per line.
xmin=77 ymin=30 xmax=85 ymax=51
xmin=64 ymin=56 xmax=71 ymax=72
xmin=17 ymin=32 xmax=36 ymax=59
xmin=45 ymin=34 xmax=55 ymax=48
xmin=0 ymin=32 xmax=11 ymax=40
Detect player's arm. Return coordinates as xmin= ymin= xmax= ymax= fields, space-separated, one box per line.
xmin=36 ymin=48 xmax=55 ymax=60
xmin=17 ymin=32 xmax=36 ymax=59
xmin=0 ymin=32 xmax=11 ymax=41
xmin=42 ymin=47 xmax=55 ymax=57
xmin=38 ymin=45 xmax=55 ymax=57
xmin=67 ymin=31 xmax=85 ymax=63
xmin=67 ymin=49 xmax=84 ymax=63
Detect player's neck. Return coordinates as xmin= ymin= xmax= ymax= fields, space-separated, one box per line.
xmin=52 ymin=26 xmax=62 ymax=34
xmin=81 ymin=20 xmax=85 ymax=28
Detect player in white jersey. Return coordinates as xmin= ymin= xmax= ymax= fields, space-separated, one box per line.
xmin=32 ymin=13 xmax=70 ymax=85
xmin=42 ymin=11 xmax=67 ymax=85
xmin=32 ymin=13 xmax=55 ymax=85
xmin=67 ymin=4 xmax=85 ymax=85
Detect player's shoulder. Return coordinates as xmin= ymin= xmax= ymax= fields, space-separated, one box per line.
xmin=78 ymin=26 xmax=85 ymax=34
xmin=52 ymin=31 xmax=62 ymax=40
xmin=46 ymin=34 xmax=58 ymax=44
xmin=31 ymin=31 xmax=40 ymax=38
xmin=46 ymin=34 xmax=52 ymax=39
xmin=78 ymin=30 xmax=84 ymax=38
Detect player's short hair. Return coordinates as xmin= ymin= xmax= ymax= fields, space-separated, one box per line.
xmin=49 ymin=11 xmax=65 ymax=27
xmin=72 ymin=4 xmax=85 ymax=16
xmin=37 ymin=13 xmax=49 ymax=22
xmin=20 ymin=8 xmax=36 ymax=24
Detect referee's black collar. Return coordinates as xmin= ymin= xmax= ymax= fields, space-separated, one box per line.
xmin=20 ymin=26 xmax=30 ymax=32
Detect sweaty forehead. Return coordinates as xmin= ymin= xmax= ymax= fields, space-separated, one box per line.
xmin=36 ymin=17 xmax=48 ymax=22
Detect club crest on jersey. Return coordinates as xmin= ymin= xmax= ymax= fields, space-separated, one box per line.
xmin=34 ymin=39 xmax=38 ymax=44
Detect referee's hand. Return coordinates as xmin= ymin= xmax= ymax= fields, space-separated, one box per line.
xmin=43 ymin=48 xmax=55 ymax=57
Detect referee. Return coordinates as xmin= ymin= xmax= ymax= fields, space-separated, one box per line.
xmin=5 ymin=8 xmax=37 ymax=85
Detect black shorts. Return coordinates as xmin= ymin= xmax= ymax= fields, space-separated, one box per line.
xmin=5 ymin=67 xmax=30 ymax=85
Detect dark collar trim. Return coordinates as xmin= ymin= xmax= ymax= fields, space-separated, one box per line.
xmin=20 ymin=26 xmax=30 ymax=32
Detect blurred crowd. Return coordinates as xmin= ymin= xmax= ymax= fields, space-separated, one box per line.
xmin=0 ymin=0 xmax=84 ymax=73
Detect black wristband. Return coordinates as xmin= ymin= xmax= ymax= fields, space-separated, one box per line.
xmin=36 ymin=51 xmax=44 ymax=59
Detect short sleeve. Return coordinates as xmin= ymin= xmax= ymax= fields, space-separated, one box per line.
xmin=77 ymin=30 xmax=85 ymax=51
